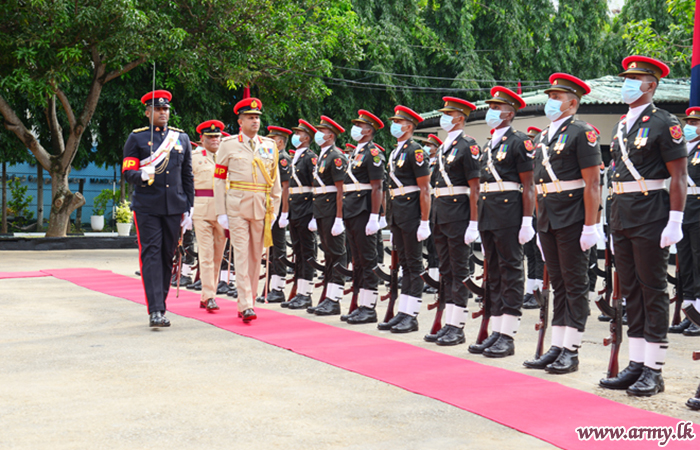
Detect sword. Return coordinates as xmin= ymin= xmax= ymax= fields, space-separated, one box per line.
xmin=176 ymin=226 xmax=184 ymax=297
xmin=147 ymin=61 xmax=156 ymax=186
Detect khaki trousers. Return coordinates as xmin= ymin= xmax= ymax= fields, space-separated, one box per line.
xmin=229 ymin=215 xmax=265 ymax=311
xmin=193 ymin=218 xmax=227 ymax=302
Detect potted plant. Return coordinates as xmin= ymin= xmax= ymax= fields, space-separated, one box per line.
xmin=115 ymin=200 xmax=133 ymax=236
xmin=91 ymin=189 xmax=112 ymax=231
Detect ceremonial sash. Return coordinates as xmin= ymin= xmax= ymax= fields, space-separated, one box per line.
xmin=140 ymin=130 xmax=179 ymax=168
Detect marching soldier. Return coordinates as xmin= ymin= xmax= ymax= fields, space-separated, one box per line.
xmin=378 ymin=105 xmax=431 ymax=333
xmin=424 ymin=97 xmax=481 ymax=346
xmin=192 ymin=120 xmax=228 ymax=311
xmin=281 ymin=119 xmax=318 ymax=309
xmin=214 ymin=98 xmax=281 ymax=323
xmin=122 ymin=90 xmax=194 ymax=327
xmin=307 ymin=116 xmax=348 ymax=316
xmin=468 ymin=87 xmax=535 ymax=357
xmin=342 ymin=110 xmax=385 ymax=324
xmin=522 ymin=126 xmax=544 ymax=310
xmin=523 ymin=74 xmax=602 ymax=373
xmin=600 ymin=56 xmax=688 ymax=396
xmin=423 ymin=134 xmax=442 ymax=293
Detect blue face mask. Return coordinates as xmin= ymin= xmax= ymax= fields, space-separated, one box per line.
xmin=440 ymin=114 xmax=455 ymax=132
xmin=544 ymin=99 xmax=565 ymax=121
xmin=291 ymin=134 xmax=302 ymax=148
xmin=314 ymin=131 xmax=326 ymax=146
xmin=621 ymin=78 xmax=644 ymax=105
xmin=485 ymin=109 xmax=504 ymax=128
xmin=351 ymin=125 xmax=364 ymax=142
xmin=390 ymin=122 xmax=405 ymax=138
xmin=684 ymin=124 xmax=698 ymax=142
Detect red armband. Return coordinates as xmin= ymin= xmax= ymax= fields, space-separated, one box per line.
xmin=122 ymin=157 xmax=140 ymax=172
xmin=214 ymin=164 xmax=228 ymax=179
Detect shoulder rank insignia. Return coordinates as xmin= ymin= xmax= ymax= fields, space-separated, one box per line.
xmin=414 ymin=149 xmax=424 ymax=164
xmin=280 ymin=159 xmax=288 ymax=167
xmin=585 ymin=131 xmax=597 ymax=144
xmin=132 ymin=126 xmax=149 ymax=133
xmin=670 ymin=125 xmax=683 ymax=140
xmin=169 ymin=126 xmax=184 ymax=133
xmin=524 ymin=140 xmax=534 ymax=151
xmin=370 ymin=147 xmax=379 ymax=157
xmin=334 ymin=158 xmax=342 ymax=167
xmin=470 ymin=145 xmax=480 ymax=159
xmin=311 ymin=157 xmax=317 ymax=166
xmin=642 ymin=115 xmax=650 ymax=122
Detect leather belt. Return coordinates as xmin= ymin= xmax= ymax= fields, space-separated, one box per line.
xmin=195 ymin=189 xmax=214 ymax=197
xmin=389 ymin=185 xmax=420 ymax=198
xmin=289 ymin=186 xmax=313 ymax=195
xmin=612 ymin=179 xmax=666 ymax=195
xmin=313 ymin=186 xmax=338 ymax=195
xmin=481 ymin=181 xmax=521 ymax=193
xmin=228 ymin=181 xmax=271 ymax=193
xmin=343 ymin=183 xmax=372 ymax=192
xmin=433 ymin=186 xmax=469 ymax=197
xmin=536 ymin=179 xmax=585 ymax=195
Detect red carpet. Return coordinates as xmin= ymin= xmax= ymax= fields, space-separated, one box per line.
xmin=0 ymin=271 xmax=49 ymax=279
xmin=4 ymin=268 xmax=699 ymax=449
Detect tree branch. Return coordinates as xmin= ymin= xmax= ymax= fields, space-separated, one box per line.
xmin=46 ymin=94 xmax=66 ymax=156
xmin=0 ymin=93 xmax=52 ymax=170
xmin=104 ymin=56 xmax=148 ymax=83
xmin=55 ymin=88 xmax=76 ymax=130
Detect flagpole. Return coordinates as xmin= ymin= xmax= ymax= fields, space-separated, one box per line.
xmin=690 ymin=0 xmax=700 ymax=106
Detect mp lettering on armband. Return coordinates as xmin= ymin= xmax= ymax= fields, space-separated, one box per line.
xmin=214 ymin=164 xmax=228 ymax=179
xmin=122 ymin=157 xmax=139 ymax=172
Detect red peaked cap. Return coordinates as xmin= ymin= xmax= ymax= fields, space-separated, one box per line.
xmin=141 ymin=90 xmax=172 ymax=106
xmin=545 ymin=73 xmax=591 ymax=98
xmin=352 ymin=109 xmax=384 ymax=130
xmin=374 ymin=143 xmax=385 ymax=153
xmin=317 ymin=115 xmax=345 ymax=135
xmin=234 ymin=97 xmax=262 ymax=115
xmin=221 ymin=131 xmax=231 ymax=137
xmin=620 ymin=55 xmax=670 ymax=80
xmin=196 ymin=120 xmax=225 ymax=136
xmin=345 ymin=143 xmax=356 ymax=149
xmin=291 ymin=119 xmax=318 ymax=136
xmin=486 ymin=87 xmax=526 ymax=110
xmin=267 ymin=126 xmax=293 ymax=137
xmin=587 ymin=123 xmax=601 ymax=135
xmin=389 ymin=105 xmax=424 ymax=126
xmin=427 ymin=134 xmax=443 ymax=147
xmin=526 ymin=126 xmax=542 ymax=135
xmin=439 ymin=96 xmax=477 ymax=115
xmin=683 ymin=107 xmax=700 ymax=120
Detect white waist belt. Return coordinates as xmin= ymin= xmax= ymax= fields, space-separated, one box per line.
xmin=536 ymin=179 xmax=585 ymax=195
xmin=481 ymin=181 xmax=521 ymax=193
xmin=313 ymin=186 xmax=337 ymax=195
xmin=343 ymin=183 xmax=372 ymax=192
xmin=433 ymin=186 xmax=470 ymax=197
xmin=290 ymin=186 xmax=313 ymax=195
xmin=612 ymin=179 xmax=666 ymax=194
xmin=688 ymin=185 xmax=699 ymax=196
xmin=390 ymin=185 xmax=420 ymax=197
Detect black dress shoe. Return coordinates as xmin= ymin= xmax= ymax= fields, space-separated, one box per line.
xmin=670 ymin=318 xmax=691 ymax=333
xmin=204 ymin=298 xmax=219 ymax=311
xmin=149 ymin=311 xmax=170 ymax=327
xmin=686 ymin=395 xmax=700 ymax=411
xmin=437 ymin=326 xmax=466 ymax=346
xmin=340 ymin=307 xmax=360 ymax=322
xmin=227 ymin=286 xmax=238 ymax=298
xmin=683 ymin=322 xmax=700 ymax=336
xmin=523 ymin=346 xmax=562 ymax=370
xmin=598 ymin=313 xmax=612 ymax=322
xmin=626 ymin=366 xmax=664 ymax=397
xmin=545 ymin=348 xmax=578 ymax=374
xmin=199 ymin=301 xmax=207 ymax=309
xmin=315 ymin=300 xmax=341 ymax=316
xmin=522 ymin=293 xmax=539 ymax=309
xmin=216 ymin=281 xmax=229 ymax=295
xmin=483 ymin=334 xmax=514 ymax=357
xmin=240 ymin=308 xmax=257 ymax=323
xmin=266 ymin=289 xmax=286 ymax=304
xmin=599 ymin=361 xmax=644 ymax=390
xmin=173 ymin=275 xmax=192 ymax=287
xmin=378 ymin=312 xmax=407 ymax=330
xmin=424 ymin=325 xmax=451 ymax=343
xmin=390 ymin=314 xmax=419 ymax=333
xmin=307 ymin=298 xmax=331 ymax=314
xmin=255 ymin=295 xmax=265 ymax=303
xmin=287 ymin=295 xmax=312 ymax=310
xmin=468 ymin=332 xmax=500 ymax=354
xmin=346 ymin=306 xmax=377 ymax=324
xmin=423 ymin=284 xmax=438 ymax=294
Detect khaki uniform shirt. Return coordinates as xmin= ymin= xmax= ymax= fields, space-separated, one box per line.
xmin=192 ymin=147 xmax=217 ymax=220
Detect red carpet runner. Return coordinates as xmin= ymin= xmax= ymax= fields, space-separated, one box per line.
xmin=4 ymin=268 xmax=698 ymax=449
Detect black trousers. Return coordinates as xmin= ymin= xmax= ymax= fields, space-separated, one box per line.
xmin=678 ymin=221 xmax=700 ymax=301
xmin=376 ymin=230 xmax=385 ymax=265
xmin=523 ymin=233 xmax=544 ymax=280
xmin=346 ymin=211 xmax=379 ymax=291
xmin=481 ymin=226 xmax=524 ymax=317
xmin=613 ymin=219 xmax=670 ymax=343
xmin=434 ymin=221 xmax=470 ymax=307
xmin=588 ymin=244 xmax=598 ymax=292
xmin=270 ymin=217 xmax=287 ymax=278
xmin=317 ymin=216 xmax=347 ymax=286
xmin=425 ymin=233 xmax=439 ymax=268
xmin=289 ymin=214 xmax=316 ymax=281
xmin=392 ymin=220 xmax=424 ymax=298
xmin=133 ymin=211 xmax=181 ymax=314
xmin=540 ymin=221 xmax=590 ymax=331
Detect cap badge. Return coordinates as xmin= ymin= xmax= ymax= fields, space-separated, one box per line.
xmin=158 ymin=98 xmax=164 ymax=104
xmin=553 ymin=80 xmax=558 ymax=85
xmin=630 ymin=62 xmax=637 ymax=68
xmin=251 ymin=100 xmax=258 ymax=109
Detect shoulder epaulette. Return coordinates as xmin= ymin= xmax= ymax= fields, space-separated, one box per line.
xmin=169 ymin=126 xmax=184 ymax=133
xmin=222 ymin=135 xmax=236 ymax=142
xmin=132 ymin=126 xmax=149 ymax=133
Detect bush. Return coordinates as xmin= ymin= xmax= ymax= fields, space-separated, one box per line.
xmin=115 ymin=200 xmax=132 ymax=224
xmin=8 ymin=177 xmax=34 ymax=230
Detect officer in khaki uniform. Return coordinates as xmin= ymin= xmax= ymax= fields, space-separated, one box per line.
xmin=192 ymin=120 xmax=228 ymax=311
xmin=214 ymin=98 xmax=281 ymax=322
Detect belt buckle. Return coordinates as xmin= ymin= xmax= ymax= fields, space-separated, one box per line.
xmin=497 ymin=180 xmax=505 ymax=192
xmin=638 ymin=177 xmax=649 ymax=196
xmin=434 ymin=188 xmax=440 ymax=198
xmin=554 ymin=179 xmax=562 ymax=193
xmin=482 ymin=183 xmax=489 ymax=193
xmin=614 ymin=182 xmax=623 ymax=195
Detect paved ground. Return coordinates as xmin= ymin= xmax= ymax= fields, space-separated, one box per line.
xmin=1 ymin=249 xmax=699 ymax=449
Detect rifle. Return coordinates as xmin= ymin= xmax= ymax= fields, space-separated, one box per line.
xmin=421 ymin=270 xmax=444 ymax=335
xmin=280 ymin=254 xmax=297 ymax=299
xmin=373 ymin=244 xmax=399 ymax=323
xmin=533 ymin=265 xmax=550 ymax=359
xmin=308 ymin=257 xmax=327 ymax=302
xmin=334 ymin=262 xmax=358 ymax=314
xmin=596 ymin=269 xmax=623 ymax=378
xmin=463 ymin=258 xmax=490 ymax=345
xmin=670 ymin=254 xmax=683 ymax=327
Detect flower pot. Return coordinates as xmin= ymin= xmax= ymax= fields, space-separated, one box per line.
xmin=116 ymin=222 xmax=132 ymax=236
xmin=91 ymin=215 xmax=104 ymax=231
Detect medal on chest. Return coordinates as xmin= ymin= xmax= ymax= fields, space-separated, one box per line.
xmin=692 ymin=150 xmax=700 ymax=165
xmin=553 ymin=134 xmax=568 ymax=153
xmin=446 ymin=146 xmax=458 ymax=163
xmin=397 ymin=152 xmax=407 ymax=168
xmin=634 ymin=128 xmax=649 ymax=148
xmin=496 ymin=144 xmax=508 ymax=161
xmin=353 ymin=152 xmax=364 ymax=167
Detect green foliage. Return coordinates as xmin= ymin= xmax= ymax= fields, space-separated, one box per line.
xmin=92 ymin=189 xmax=115 ymax=216
xmin=115 ymin=200 xmax=132 ymax=224
xmin=7 ymin=176 xmax=34 ymax=229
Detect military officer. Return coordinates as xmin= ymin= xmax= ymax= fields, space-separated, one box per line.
xmin=122 ymin=90 xmax=194 ymax=327
xmin=307 ymin=116 xmax=349 ymax=316
xmin=378 ymin=105 xmax=431 ymax=334
xmin=423 ymin=134 xmax=442 ymax=293
xmin=214 ymin=98 xmax=281 ymax=323
xmin=262 ymin=125 xmax=293 ymax=303
xmin=192 ymin=120 xmax=227 ymax=311
xmin=599 ymin=57 xmax=687 ymax=396
xmin=522 ymin=126 xmax=544 ymax=310
xmin=341 ymin=110 xmax=385 ymax=324
xmin=425 ymin=97 xmax=481 ymax=346
xmin=467 ymin=87 xmax=535 ymax=357
xmin=523 ymin=74 xmax=602 ymax=374
xmin=281 ymin=119 xmax=318 ymax=309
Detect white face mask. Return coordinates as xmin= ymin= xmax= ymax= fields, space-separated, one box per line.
xmin=440 ymin=114 xmax=455 ymax=132
xmin=390 ymin=122 xmax=406 ymax=138
xmin=621 ymin=78 xmax=645 ymax=104
xmin=314 ymin=131 xmax=327 ymax=146
xmin=485 ymin=109 xmax=504 ymax=128
xmin=291 ymin=135 xmax=302 ymax=148
xmin=351 ymin=125 xmax=365 ymax=142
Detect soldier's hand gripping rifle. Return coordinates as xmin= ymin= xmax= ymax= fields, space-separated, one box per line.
xmin=421 ymin=270 xmax=444 ymax=335
xmin=533 ymin=265 xmax=550 ymax=359
xmin=373 ymin=244 xmax=399 ymax=323
xmin=463 ymin=258 xmax=490 ymax=345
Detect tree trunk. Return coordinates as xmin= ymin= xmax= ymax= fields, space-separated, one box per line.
xmin=36 ymin=164 xmax=43 ymax=232
xmin=75 ymin=178 xmax=85 ymax=232
xmin=45 ymin=163 xmax=85 ymax=237
xmin=1 ymin=161 xmax=6 ymax=234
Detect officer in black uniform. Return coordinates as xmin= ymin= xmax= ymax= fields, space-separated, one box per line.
xmin=423 ymin=134 xmax=442 ymax=293
xmin=523 ymin=74 xmax=602 ymax=374
xmin=600 ymin=56 xmax=688 ymax=397
xmin=342 ymin=110 xmax=386 ymax=324
xmin=469 ymin=87 xmax=535 ymax=357
xmin=282 ymin=119 xmax=318 ymax=309
xmin=378 ymin=105 xmax=431 ymax=334
xmin=522 ymin=126 xmax=544 ymax=309
xmin=122 ymin=90 xmax=194 ymax=327
xmin=306 ymin=116 xmax=348 ymax=316
xmin=424 ymin=97 xmax=481 ymax=347
xmin=260 ymin=125 xmax=293 ymax=303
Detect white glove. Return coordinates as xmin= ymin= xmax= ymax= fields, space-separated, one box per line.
xmin=388 ymin=232 xmax=393 ymax=246
xmin=331 ymin=217 xmax=345 ymax=236
xmin=464 ymin=221 xmax=479 ymax=244
xmin=596 ymin=222 xmax=605 ymax=243
xmin=365 ymin=213 xmax=380 ymax=235
xmin=278 ymin=212 xmax=289 ymax=228
xmin=379 ymin=215 xmax=388 ymax=229
xmin=536 ymin=234 xmax=546 ymax=262
xmin=140 ymin=165 xmax=155 ymax=182
xmin=579 ymin=224 xmax=599 ymax=252
xmin=308 ymin=217 xmax=318 ymax=232
xmin=518 ymin=216 xmax=535 ymax=245
xmin=181 ymin=207 xmax=194 ymax=230
xmin=660 ymin=211 xmax=684 ymax=248
xmin=217 ymin=214 xmax=229 ymax=230
xmin=610 ymin=236 xmax=615 ymax=256
xmin=416 ymin=220 xmax=431 ymax=242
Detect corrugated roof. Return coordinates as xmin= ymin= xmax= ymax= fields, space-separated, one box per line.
xmin=421 ymin=76 xmax=690 ymax=119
